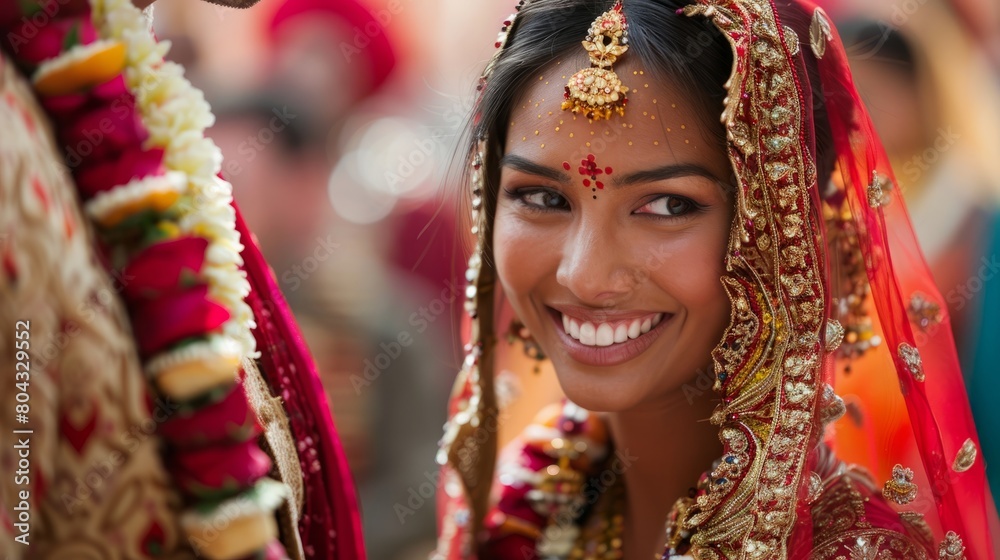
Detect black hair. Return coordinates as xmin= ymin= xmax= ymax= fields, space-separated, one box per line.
xmin=459 ymin=0 xmax=837 ymax=245
xmin=473 ymin=0 xmax=733 ymax=159
xmin=839 ymin=19 xmax=917 ymax=79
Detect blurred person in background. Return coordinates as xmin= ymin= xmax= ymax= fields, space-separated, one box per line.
xmin=209 ymin=1 xmax=457 ymax=558
xmin=826 ymin=8 xmax=1000 ymax=504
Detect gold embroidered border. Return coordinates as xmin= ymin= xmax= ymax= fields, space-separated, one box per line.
xmin=682 ymin=1 xmax=826 ymax=557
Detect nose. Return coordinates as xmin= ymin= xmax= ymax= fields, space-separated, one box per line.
xmin=556 ymin=219 xmax=638 ymax=306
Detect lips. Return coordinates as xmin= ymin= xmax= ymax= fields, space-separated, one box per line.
xmin=547 ymin=306 xmax=673 ymax=367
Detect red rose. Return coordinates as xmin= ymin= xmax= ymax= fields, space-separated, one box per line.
xmin=170 ymin=438 xmax=272 ymax=499
xmin=121 ymin=235 xmax=209 ymax=302
xmin=159 ymin=377 xmax=262 ymax=447
xmin=41 ymin=74 xmax=130 ymax=119
xmin=131 ymin=285 xmax=231 ymax=357
xmin=75 ymin=147 xmax=167 ymax=199
xmin=61 ymin=100 xmax=148 ymax=160
xmin=0 ymin=2 xmax=93 ymax=57
xmin=15 ymin=16 xmax=98 ymax=66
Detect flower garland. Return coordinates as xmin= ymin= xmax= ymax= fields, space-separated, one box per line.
xmin=0 ymin=1 xmax=290 ymax=558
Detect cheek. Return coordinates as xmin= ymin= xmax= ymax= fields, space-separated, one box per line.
xmin=492 ymin=206 xmax=551 ymax=306
xmin=648 ymin=218 xmax=731 ymax=316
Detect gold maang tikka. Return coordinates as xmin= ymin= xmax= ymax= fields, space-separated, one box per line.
xmin=561 ymin=1 xmax=630 ymax=120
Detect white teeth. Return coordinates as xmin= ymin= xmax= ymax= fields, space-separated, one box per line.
xmin=596 ymin=324 xmax=614 ymax=346
xmin=560 ymin=312 xmax=667 ymax=346
xmin=614 ymin=324 xmax=628 ymax=343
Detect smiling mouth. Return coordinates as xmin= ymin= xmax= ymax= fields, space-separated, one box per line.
xmin=560 ymin=311 xmax=665 ymax=346
xmin=546 ymin=307 xmax=673 ymax=367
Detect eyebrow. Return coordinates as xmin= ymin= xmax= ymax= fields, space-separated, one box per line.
xmin=499 ymin=154 xmax=571 ymax=183
xmin=613 ymin=163 xmax=721 ymax=187
xmin=499 ymin=154 xmax=722 ymax=188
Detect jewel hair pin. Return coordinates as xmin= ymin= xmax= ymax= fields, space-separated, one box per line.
xmin=561 ymin=0 xmax=630 ymax=119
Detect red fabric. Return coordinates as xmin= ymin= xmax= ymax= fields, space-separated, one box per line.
xmin=808 ymin=3 xmax=996 ymax=556
xmin=234 ymin=201 xmax=366 ymax=560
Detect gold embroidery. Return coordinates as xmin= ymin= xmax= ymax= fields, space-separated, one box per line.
xmin=908 ymin=292 xmax=943 ymax=332
xmin=882 ymin=464 xmax=917 ymax=505
xmin=898 ymin=343 xmax=925 ymax=382
xmin=811 ymin=470 xmax=930 ymax=559
xmin=782 ymin=26 xmax=800 ymax=56
xmin=938 ymin=531 xmax=966 ymax=560
xmin=825 ymin=319 xmax=845 ymax=351
xmin=866 ymin=170 xmax=893 ymax=209
xmin=809 ymin=8 xmax=832 ymax=59
xmin=952 ymin=438 xmax=977 ymax=473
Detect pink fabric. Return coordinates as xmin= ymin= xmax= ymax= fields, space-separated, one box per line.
xmin=234 ymin=200 xmax=366 ymax=560
xmin=266 ymin=0 xmax=397 ymax=99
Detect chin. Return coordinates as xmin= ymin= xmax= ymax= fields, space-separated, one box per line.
xmin=550 ymin=361 xmax=667 ymax=413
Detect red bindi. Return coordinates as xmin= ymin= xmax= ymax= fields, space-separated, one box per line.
xmin=577 ymin=153 xmax=612 ymax=195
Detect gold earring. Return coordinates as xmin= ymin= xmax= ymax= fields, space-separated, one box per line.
xmin=506 ymin=319 xmax=546 ymax=373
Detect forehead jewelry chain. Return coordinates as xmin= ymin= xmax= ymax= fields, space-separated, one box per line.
xmin=562 ymin=0 xmax=630 ymax=120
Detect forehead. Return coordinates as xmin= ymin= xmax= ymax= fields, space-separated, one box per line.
xmin=503 ymin=60 xmax=722 ymax=173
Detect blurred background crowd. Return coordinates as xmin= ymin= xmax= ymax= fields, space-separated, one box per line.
xmin=148 ymin=0 xmax=1000 ymax=557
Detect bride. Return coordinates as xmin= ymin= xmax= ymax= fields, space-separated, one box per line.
xmin=435 ymin=0 xmax=999 ymax=558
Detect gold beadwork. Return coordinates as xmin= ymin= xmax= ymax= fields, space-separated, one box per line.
xmin=561 ymin=1 xmax=630 ymax=120
xmin=824 ymin=319 xmax=844 ymax=352
xmin=908 ymin=292 xmax=943 ymax=332
xmin=782 ymin=25 xmax=800 ymax=56
xmin=882 ymin=464 xmax=917 ymax=505
xmin=867 ymin=170 xmax=891 ymax=208
xmin=898 ymin=343 xmax=925 ymax=382
xmin=938 ymin=531 xmax=967 ymax=560
xmin=953 ymin=438 xmax=977 ymax=473
xmin=808 ymin=8 xmax=832 ymax=59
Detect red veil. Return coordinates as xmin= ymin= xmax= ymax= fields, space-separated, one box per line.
xmin=435 ymin=0 xmax=999 ymax=558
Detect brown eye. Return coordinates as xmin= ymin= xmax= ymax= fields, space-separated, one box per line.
xmin=522 ymin=190 xmax=569 ymax=210
xmin=638 ymin=195 xmax=696 ymax=217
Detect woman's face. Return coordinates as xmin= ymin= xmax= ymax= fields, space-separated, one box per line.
xmin=494 ymin=60 xmax=734 ymax=412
